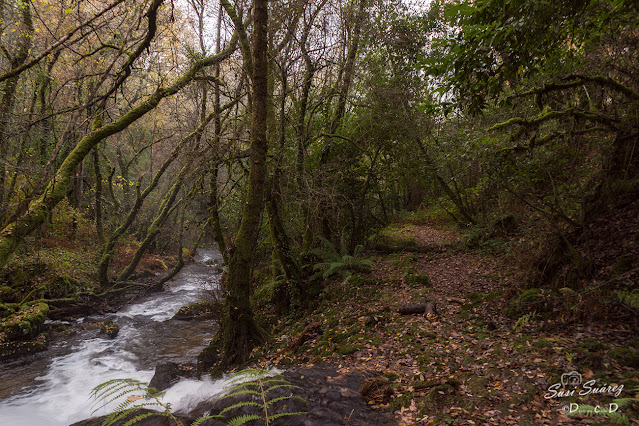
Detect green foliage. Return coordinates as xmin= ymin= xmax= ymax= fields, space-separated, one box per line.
xmin=90 ymin=368 xmax=307 ymax=426
xmin=421 ymin=0 xmax=639 ymax=114
xmin=512 ymin=311 xmax=538 ymax=332
xmin=617 ymin=290 xmax=639 ymax=313
xmin=90 ymin=378 xmax=181 ymax=426
xmin=370 ymin=225 xmax=418 ymax=252
xmin=609 ymin=348 xmax=639 ymax=368
xmin=311 ymin=236 xmax=372 ymax=281
xmin=218 ymin=368 xmax=307 ymax=425
xmin=504 ymin=288 xmax=544 ymax=319
xmin=567 ymin=390 xmax=639 ymax=425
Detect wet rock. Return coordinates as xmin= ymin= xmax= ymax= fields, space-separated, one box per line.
xmin=0 ymin=331 xmax=49 ymax=359
xmin=99 ymin=320 xmax=119 ymax=339
xmin=70 ymin=409 xmax=197 ymax=426
xmin=172 ymin=301 xmax=220 ymax=321
xmin=197 ymin=342 xmax=220 ymax=374
xmin=192 ymin=365 xmax=397 ymax=426
xmin=148 ymin=361 xmax=197 ymax=391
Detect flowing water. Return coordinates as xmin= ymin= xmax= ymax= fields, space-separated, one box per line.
xmin=0 ymin=249 xmax=228 ymax=426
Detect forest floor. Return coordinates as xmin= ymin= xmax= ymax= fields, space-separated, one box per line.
xmin=252 ymin=223 xmax=639 ymax=425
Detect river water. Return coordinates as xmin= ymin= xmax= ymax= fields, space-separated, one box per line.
xmin=0 ymin=249 xmax=228 ymax=426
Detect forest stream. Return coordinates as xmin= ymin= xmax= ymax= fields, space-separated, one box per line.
xmin=0 ymin=249 xmax=226 ymax=426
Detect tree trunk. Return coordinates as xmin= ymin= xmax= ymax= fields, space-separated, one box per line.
xmin=219 ymin=0 xmax=268 ymax=367
xmin=265 ymin=173 xmax=303 ymax=312
xmin=93 ymin=146 xmax=104 ymax=246
xmin=116 ymin=159 xmax=191 ymax=282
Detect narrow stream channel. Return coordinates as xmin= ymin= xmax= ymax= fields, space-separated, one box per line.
xmin=0 ymin=249 xmax=227 ymax=426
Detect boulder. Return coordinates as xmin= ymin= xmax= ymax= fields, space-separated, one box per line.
xmin=99 ymin=320 xmax=119 ymax=339
xmin=148 ymin=361 xmax=197 ymax=391
xmin=0 ymin=303 xmax=49 ymax=339
xmin=0 ymin=332 xmax=48 ymax=359
xmin=172 ymin=301 xmax=220 ymax=321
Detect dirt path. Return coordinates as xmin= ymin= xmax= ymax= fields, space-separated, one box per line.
xmin=255 ymin=223 xmax=638 ymax=425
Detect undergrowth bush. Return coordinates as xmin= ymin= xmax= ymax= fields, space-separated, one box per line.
xmin=310 ymin=236 xmax=372 ymax=282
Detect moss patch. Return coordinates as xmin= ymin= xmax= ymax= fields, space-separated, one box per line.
xmin=609 ymin=348 xmax=639 ymax=368
xmin=0 ymin=303 xmax=49 ymax=339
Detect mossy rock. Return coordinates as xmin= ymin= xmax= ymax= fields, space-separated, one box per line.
xmin=47 ymin=275 xmax=82 ymax=299
xmin=609 ymin=348 xmax=639 ymax=368
xmin=0 ymin=286 xmax=18 ymax=303
xmin=99 ymin=321 xmax=120 ymax=339
xmin=172 ymin=301 xmax=221 ymax=320
xmin=503 ymin=288 xmax=545 ymax=319
xmin=0 ymin=303 xmax=17 ymax=319
xmin=578 ymin=338 xmax=609 ymax=352
xmin=611 ymin=255 xmax=635 ymax=278
xmin=405 ymin=273 xmax=432 ymax=287
xmin=197 ymin=342 xmax=220 ymax=375
xmin=0 ymin=332 xmax=49 ymax=359
xmin=3 ymin=260 xmax=47 ymax=290
xmin=0 ymin=303 xmax=49 ymax=339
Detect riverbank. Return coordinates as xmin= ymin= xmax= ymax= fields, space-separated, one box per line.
xmin=242 ymin=223 xmax=639 ymax=425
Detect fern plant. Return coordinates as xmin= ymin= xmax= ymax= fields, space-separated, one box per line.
xmin=512 ymin=311 xmax=538 ymax=331
xmin=90 ymin=378 xmax=195 ymax=426
xmin=89 ymin=368 xmax=306 ymax=426
xmin=567 ymin=388 xmax=639 ymax=425
xmin=217 ymin=368 xmax=307 ymax=426
xmin=310 ymin=235 xmax=372 ymax=281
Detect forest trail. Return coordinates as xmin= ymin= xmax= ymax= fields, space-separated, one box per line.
xmin=255 ymin=223 xmax=638 ymax=425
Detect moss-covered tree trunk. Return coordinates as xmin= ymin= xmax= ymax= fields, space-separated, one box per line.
xmin=265 ymin=173 xmax=303 ymax=312
xmin=116 ymin=161 xmax=190 ymax=282
xmin=208 ymin=5 xmax=227 ymax=264
xmin=219 ymin=0 xmax=268 ymax=367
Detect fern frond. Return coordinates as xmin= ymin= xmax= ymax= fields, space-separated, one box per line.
xmin=191 ymin=415 xmax=225 ymax=426
xmin=264 ymin=395 xmax=307 ymax=408
xmin=226 ymin=413 xmax=262 ymax=426
xmin=221 ymin=389 xmax=262 ymax=400
xmin=91 ymin=379 xmax=150 ymax=414
xmin=263 ymin=383 xmax=303 ymax=394
xmin=311 ymin=236 xmax=340 ymax=261
xmin=123 ymin=411 xmax=169 ymax=426
xmin=218 ymin=400 xmax=263 ymax=416
xmin=103 ymin=407 xmax=139 ymax=426
xmin=269 ymin=411 xmax=309 ymax=421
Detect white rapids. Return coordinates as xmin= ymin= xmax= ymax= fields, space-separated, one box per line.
xmin=0 ymin=249 xmax=229 ymax=426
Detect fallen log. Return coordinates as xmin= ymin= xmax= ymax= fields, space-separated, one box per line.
xmin=425 ymin=302 xmax=438 ymax=321
xmin=398 ymin=304 xmax=426 ymax=315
